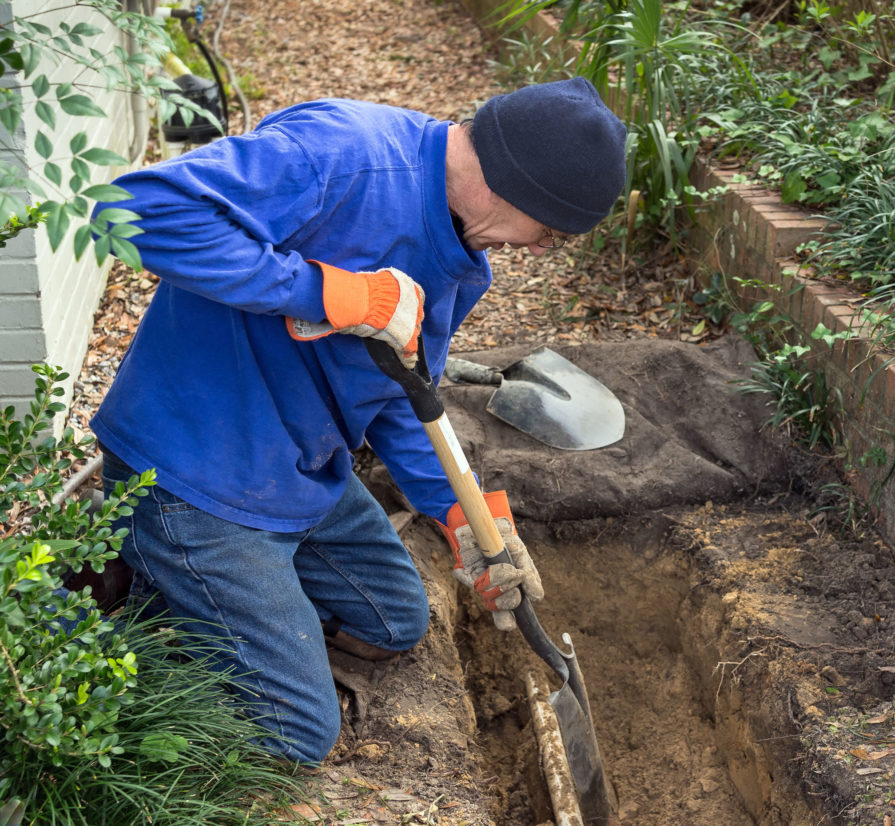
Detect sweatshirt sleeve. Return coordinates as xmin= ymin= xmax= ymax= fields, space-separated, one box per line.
xmin=91 ymin=127 xmax=327 ymax=321
xmin=363 ymin=395 xmax=459 ymax=524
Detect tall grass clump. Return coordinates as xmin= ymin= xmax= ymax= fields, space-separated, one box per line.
xmin=5 ymin=618 xmax=311 ymax=826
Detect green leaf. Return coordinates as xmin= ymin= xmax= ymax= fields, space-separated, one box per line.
xmin=69 ymin=132 xmax=88 ymax=155
xmin=69 ymin=22 xmax=104 ymax=37
xmin=781 ymin=170 xmax=807 ymax=204
xmin=35 ymin=99 xmax=56 ymax=129
xmin=70 ymin=157 xmax=90 ymax=183
xmin=3 ymin=603 xmax=27 ymax=628
xmin=0 ymin=89 xmax=24 ymax=135
xmin=70 ymin=196 xmax=88 ymax=217
xmin=57 ymin=94 xmax=106 ymax=118
xmin=32 ymin=73 xmax=50 ymax=98
xmin=92 ymin=233 xmax=111 ymax=264
xmin=44 ymin=161 xmax=62 ymax=187
xmin=109 ymin=222 xmax=144 ymax=239
xmin=110 ymin=236 xmax=142 ymax=271
xmin=44 ymin=203 xmax=71 ymax=252
xmin=73 ymin=225 xmax=92 ymax=260
xmin=20 ymin=43 xmax=40 ymax=77
xmin=82 ymin=184 xmax=133 ymax=202
xmin=94 ymin=207 xmax=142 ymax=224
xmin=79 ymin=147 xmax=128 ymax=166
xmin=34 ymin=131 xmax=53 ymax=160
xmin=814 ymin=170 xmax=841 ymax=191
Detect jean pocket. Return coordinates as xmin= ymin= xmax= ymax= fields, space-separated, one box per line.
xmin=149 ymin=484 xmax=197 ymax=515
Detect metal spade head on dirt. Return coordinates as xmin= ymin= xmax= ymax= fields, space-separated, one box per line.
xmin=443 ymin=347 xmax=625 ymax=451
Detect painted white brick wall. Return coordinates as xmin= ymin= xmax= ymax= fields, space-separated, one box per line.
xmin=0 ymin=0 xmax=146 ymax=422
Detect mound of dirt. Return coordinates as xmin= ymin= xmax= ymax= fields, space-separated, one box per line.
xmin=439 ymin=337 xmax=793 ymax=522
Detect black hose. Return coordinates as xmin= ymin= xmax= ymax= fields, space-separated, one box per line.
xmin=209 ymin=0 xmax=252 ymax=132
xmin=191 ymin=34 xmax=229 ymax=131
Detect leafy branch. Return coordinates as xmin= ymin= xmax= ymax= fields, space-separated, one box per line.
xmin=0 ymin=364 xmax=155 ymax=767
xmin=0 ymin=0 xmax=220 ymax=266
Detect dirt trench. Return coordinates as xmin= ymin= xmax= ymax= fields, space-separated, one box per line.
xmin=315 ymin=339 xmax=895 ymax=826
xmin=328 ymin=493 xmax=895 ymax=826
xmin=457 ymin=511 xmax=816 ymax=826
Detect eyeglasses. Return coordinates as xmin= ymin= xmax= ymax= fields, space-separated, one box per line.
xmin=536 ymin=229 xmax=567 ymax=249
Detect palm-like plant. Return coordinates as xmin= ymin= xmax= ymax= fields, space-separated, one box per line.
xmin=589 ymin=0 xmax=748 ymax=232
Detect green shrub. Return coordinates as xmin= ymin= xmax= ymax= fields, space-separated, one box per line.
xmin=0 ymin=364 xmax=151 ymax=770
xmin=0 ymin=365 xmax=310 ymax=824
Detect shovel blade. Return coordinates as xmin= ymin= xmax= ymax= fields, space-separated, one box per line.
xmin=543 ymin=632 xmax=614 ymax=825
xmin=550 ymin=682 xmax=613 ymax=824
xmin=485 ymin=347 xmax=624 ymax=450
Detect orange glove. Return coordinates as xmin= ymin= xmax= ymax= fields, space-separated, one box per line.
xmin=286 ymin=261 xmax=425 ymax=367
xmin=437 ymin=491 xmax=544 ymax=631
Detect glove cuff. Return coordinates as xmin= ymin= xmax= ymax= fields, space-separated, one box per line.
xmin=313 ymin=260 xmax=371 ymax=329
xmin=435 ymin=490 xmax=515 ymax=553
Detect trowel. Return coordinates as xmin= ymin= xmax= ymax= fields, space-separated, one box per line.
xmin=443 ymin=347 xmax=625 ymax=451
xmin=364 ymin=336 xmax=616 ymax=825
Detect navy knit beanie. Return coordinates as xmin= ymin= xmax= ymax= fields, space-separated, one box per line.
xmin=472 ymin=77 xmax=627 ymax=234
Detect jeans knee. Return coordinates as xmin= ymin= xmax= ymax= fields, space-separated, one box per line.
xmin=403 ymin=595 xmax=431 ymax=649
xmin=259 ymin=689 xmax=342 ymax=765
xmin=298 ymin=707 xmax=341 ymax=764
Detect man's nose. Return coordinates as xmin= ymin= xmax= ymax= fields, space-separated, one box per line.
xmin=528 ymin=244 xmax=549 ymax=258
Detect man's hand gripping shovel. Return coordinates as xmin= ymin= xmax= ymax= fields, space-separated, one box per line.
xmin=364 ymin=336 xmax=616 ymax=826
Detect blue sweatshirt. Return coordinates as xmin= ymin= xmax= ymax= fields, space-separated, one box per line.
xmin=90 ymin=99 xmax=491 ymax=531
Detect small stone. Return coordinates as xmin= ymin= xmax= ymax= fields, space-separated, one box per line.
xmin=821 ymin=666 xmax=846 ymax=686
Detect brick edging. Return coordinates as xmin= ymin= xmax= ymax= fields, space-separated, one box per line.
xmin=689 ymin=158 xmax=895 ymax=535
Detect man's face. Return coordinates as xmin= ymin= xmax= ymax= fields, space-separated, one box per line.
xmin=461 ymin=194 xmax=565 ymax=258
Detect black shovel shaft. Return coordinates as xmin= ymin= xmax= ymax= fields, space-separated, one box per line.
xmin=488 ymin=548 xmax=571 ymax=681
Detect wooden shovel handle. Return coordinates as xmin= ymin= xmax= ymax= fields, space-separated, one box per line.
xmin=362 ymin=338 xmax=573 ymax=679
xmin=422 ymin=415 xmax=505 ymax=558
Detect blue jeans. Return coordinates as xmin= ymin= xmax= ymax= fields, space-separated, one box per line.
xmin=100 ymin=448 xmax=430 ymax=763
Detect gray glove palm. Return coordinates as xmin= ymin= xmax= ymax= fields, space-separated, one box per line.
xmin=452 ymin=516 xmax=544 ymax=631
